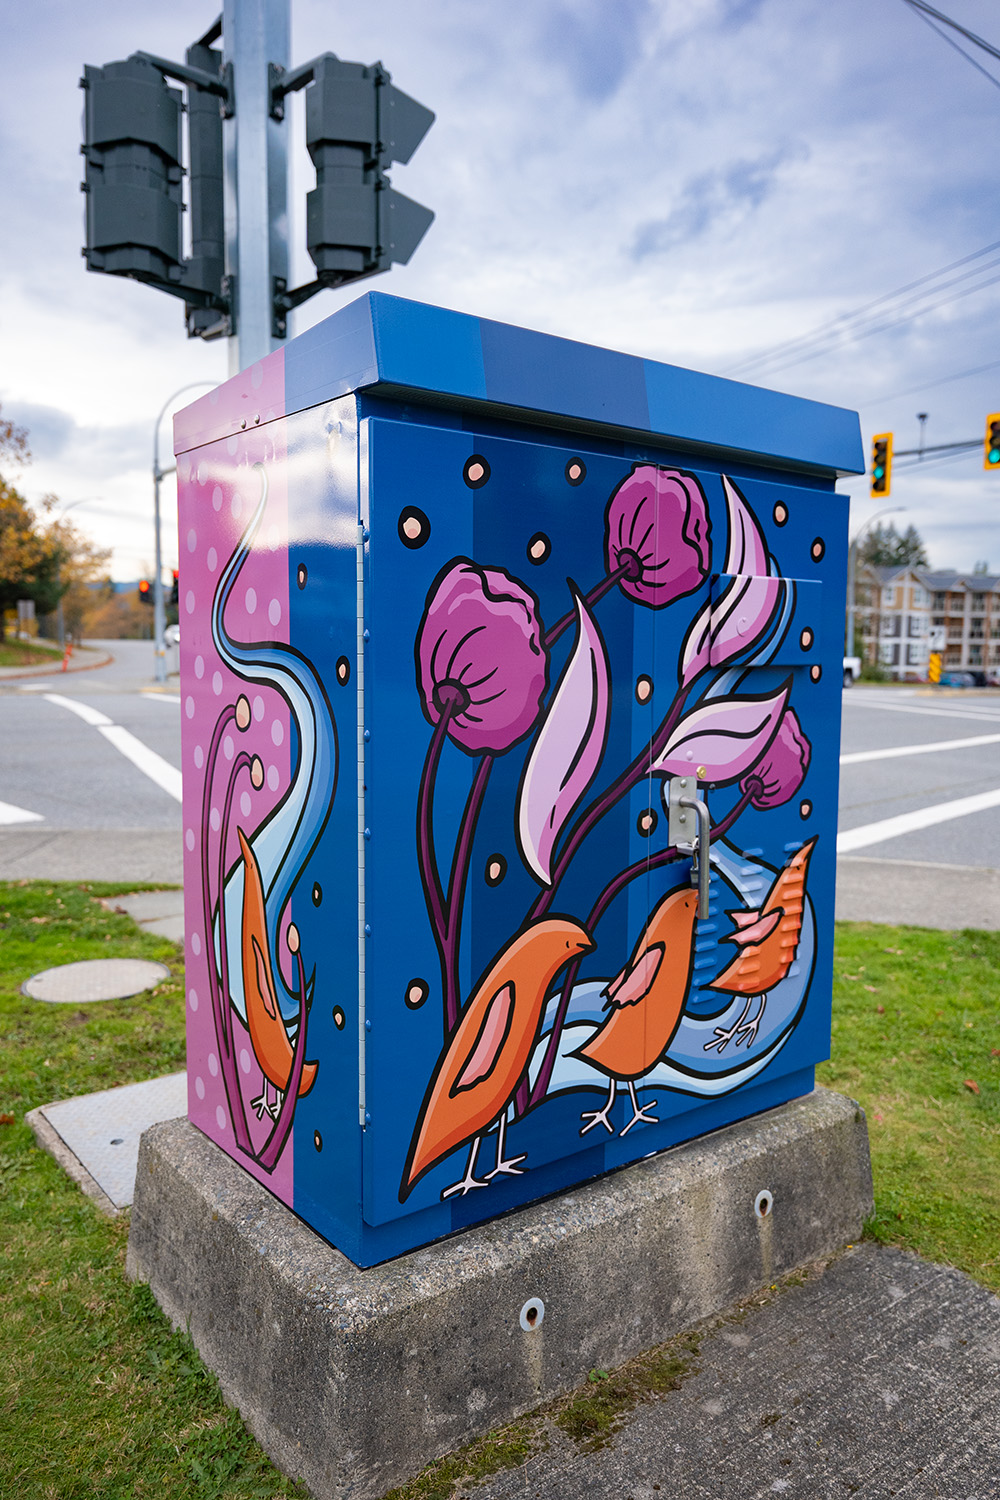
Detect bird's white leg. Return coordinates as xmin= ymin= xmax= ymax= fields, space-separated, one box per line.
xmin=441 ymin=1136 xmax=490 ymax=1199
xmin=270 ymin=1086 xmax=283 ymax=1120
xmin=250 ymin=1085 xmax=270 ymax=1120
xmin=485 ymin=1114 xmax=527 ymax=1179
xmin=704 ymin=998 xmax=753 ymax=1054
xmin=580 ymin=1077 xmax=617 ymax=1136
xmin=620 ymin=1080 xmax=658 ymax=1136
xmin=736 ymin=995 xmax=766 ymax=1048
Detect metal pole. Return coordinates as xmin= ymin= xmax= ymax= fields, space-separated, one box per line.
xmin=152 ymin=382 xmax=218 ymax=683
xmin=152 ymin=467 xmax=167 ymax=683
xmin=223 ymin=0 xmax=290 ymax=373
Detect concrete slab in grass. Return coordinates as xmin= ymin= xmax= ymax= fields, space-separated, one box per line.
xmin=127 ymin=1087 xmax=873 ymax=1500
xmin=102 ymin=889 xmax=185 ymax=942
xmin=27 ymin=1072 xmax=187 ymax=1213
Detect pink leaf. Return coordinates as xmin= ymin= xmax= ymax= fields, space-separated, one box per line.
xmin=679 ymin=599 xmax=713 ymax=686
xmin=709 ymin=574 xmax=785 ymax=665
xmin=517 ymin=588 xmax=611 ymax=884
xmin=722 ymin=476 xmax=770 ymax=576
xmin=651 ymin=681 xmax=791 ymax=784
xmin=678 ymin=478 xmax=772 ymax=686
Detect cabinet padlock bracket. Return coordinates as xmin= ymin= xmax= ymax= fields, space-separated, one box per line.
xmin=666 ymin=776 xmax=711 ymax=919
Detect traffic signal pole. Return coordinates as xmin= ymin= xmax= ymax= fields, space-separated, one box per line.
xmin=223 ymin=0 xmax=290 ymax=372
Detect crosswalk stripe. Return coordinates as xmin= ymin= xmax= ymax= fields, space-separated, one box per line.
xmin=838 ymin=787 xmax=1000 ymax=852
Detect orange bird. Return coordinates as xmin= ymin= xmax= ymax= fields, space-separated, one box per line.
xmin=237 ymin=828 xmax=318 ymax=1119
xmin=704 ymin=837 xmax=817 ymax=1054
xmin=573 ymin=887 xmax=700 ymax=1137
xmin=400 ymin=918 xmax=594 ymax=1202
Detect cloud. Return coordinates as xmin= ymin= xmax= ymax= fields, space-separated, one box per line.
xmin=630 ymin=145 xmax=806 ymax=259
xmin=538 ymin=0 xmax=653 ymax=101
xmin=4 ymin=403 xmax=76 ymax=462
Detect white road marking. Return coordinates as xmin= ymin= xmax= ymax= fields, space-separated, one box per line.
xmin=140 ymin=692 xmax=181 ymax=703
xmin=98 ymin=725 xmax=183 ymax=802
xmin=40 ymin=693 xmax=182 ymax=803
xmin=0 ymin=799 xmax=43 ymax=825
xmin=42 ymin=693 xmax=112 ymax=727
xmin=843 ymin=698 xmax=1000 ymax=726
xmin=838 ymin=787 xmax=1000 ymax=853
xmin=840 ymin=732 xmax=1000 ymax=765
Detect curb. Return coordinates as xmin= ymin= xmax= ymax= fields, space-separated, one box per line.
xmin=0 ymin=649 xmax=115 ymax=682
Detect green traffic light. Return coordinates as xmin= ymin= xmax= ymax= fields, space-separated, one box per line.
xmin=990 ymin=450 xmax=1000 ymax=465
xmin=873 ymin=465 xmax=885 ymax=479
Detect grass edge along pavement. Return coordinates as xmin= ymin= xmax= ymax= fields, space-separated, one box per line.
xmin=1 ymin=882 xmax=998 ymax=1499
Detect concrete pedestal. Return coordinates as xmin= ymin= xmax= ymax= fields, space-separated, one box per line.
xmin=126 ymin=1088 xmax=872 ymax=1500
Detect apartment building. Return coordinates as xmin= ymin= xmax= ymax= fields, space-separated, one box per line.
xmin=923 ymin=570 xmax=1000 ymax=673
xmin=855 ymin=565 xmax=930 ymax=679
xmin=853 ymin=564 xmax=1000 ymax=680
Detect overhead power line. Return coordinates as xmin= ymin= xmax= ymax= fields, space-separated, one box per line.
xmin=723 ymin=238 xmax=1000 ymax=378
xmin=724 ymin=253 xmax=1000 ymax=382
xmin=907 ymin=6 xmax=1000 ymax=92
xmin=878 ymin=357 xmax=1000 ymax=404
xmin=901 ymin=0 xmax=1000 ymax=67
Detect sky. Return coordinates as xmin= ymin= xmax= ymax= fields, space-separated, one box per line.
xmin=3 ymin=0 xmax=1000 ymax=581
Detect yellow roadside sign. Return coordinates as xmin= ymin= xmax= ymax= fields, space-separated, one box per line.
xmin=928 ymin=652 xmax=941 ymax=683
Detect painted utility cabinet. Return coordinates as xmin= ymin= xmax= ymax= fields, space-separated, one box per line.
xmin=175 ymin=292 xmax=864 ymax=1267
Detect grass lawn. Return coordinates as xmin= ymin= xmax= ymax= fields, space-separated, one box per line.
xmin=0 ymin=637 xmax=64 ymax=668
xmin=818 ymin=921 xmax=1000 ymax=1291
xmin=0 ymin=882 xmax=997 ymax=1499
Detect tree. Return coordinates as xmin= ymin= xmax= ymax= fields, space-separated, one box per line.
xmin=859 ymin=520 xmax=929 ymax=569
xmin=0 ymin=405 xmax=110 ymax=639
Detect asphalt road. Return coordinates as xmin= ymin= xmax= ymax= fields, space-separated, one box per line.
xmin=0 ymin=639 xmax=183 ymax=883
xmin=836 ymin=684 xmax=1000 ymax=929
xmin=0 ymin=649 xmax=997 ymax=924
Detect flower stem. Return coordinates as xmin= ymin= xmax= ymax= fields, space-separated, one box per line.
xmin=258 ymin=946 xmax=309 ymax=1172
xmin=219 ymin=750 xmax=253 ymax=1056
xmin=544 ymin=562 xmax=632 ymax=648
xmin=526 ymin=786 xmax=756 ymax=1109
xmin=443 ymin=755 xmax=494 ymax=1035
xmin=528 ymin=683 xmax=691 ymax=922
xmin=416 ymin=696 xmax=458 ymax=1035
xmin=199 ymin=705 xmax=252 ymax=1155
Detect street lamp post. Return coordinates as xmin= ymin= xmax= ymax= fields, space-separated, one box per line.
xmin=846 ymin=505 xmax=906 ymax=662
xmin=152 ymin=382 xmax=217 ymax=683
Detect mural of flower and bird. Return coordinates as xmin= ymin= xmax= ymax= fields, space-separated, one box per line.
xmin=181 ymin=420 xmax=832 ymax=1238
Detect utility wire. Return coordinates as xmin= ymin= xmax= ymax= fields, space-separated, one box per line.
xmin=901 ymin=0 xmax=1000 ymax=67
xmin=877 ymin=357 xmax=1000 ymax=403
xmin=738 ymin=263 xmax=1000 ymax=381
xmin=722 ymin=239 xmax=1000 ymax=377
xmin=905 ymin=2 xmax=1000 ymax=92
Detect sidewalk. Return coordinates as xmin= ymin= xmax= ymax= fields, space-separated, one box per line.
xmin=458 ymin=1243 xmax=1000 ymax=1500
xmin=0 ymin=644 xmax=113 ymax=680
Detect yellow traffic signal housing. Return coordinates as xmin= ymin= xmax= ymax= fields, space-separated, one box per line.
xmin=984 ymin=414 xmax=1000 ymax=470
xmin=870 ymin=432 xmax=893 ymax=497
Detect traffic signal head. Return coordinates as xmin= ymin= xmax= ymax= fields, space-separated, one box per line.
xmin=985 ymin=414 xmax=1000 ymax=471
xmin=138 ymin=578 xmax=152 ymax=603
xmin=81 ymin=57 xmax=184 ymax=287
xmin=870 ymin=432 xmax=893 ymax=497
xmin=304 ymin=55 xmax=434 ymax=283
xmin=169 ymin=570 xmax=179 ymax=607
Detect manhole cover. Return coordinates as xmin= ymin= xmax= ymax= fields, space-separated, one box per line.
xmin=23 ymin=959 xmax=171 ymax=1004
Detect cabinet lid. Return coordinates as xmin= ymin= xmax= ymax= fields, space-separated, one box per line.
xmin=174 ymin=291 xmax=864 ymax=479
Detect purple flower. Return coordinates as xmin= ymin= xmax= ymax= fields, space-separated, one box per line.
xmin=740 ymin=709 xmax=811 ymax=808
xmin=417 ymin=559 xmax=548 ymax=755
xmin=605 ymin=465 xmax=711 ymax=609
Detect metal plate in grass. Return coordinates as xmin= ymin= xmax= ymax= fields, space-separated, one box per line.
xmin=28 ymin=1072 xmax=187 ymax=1210
xmin=22 ymin=958 xmax=170 ymax=1003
